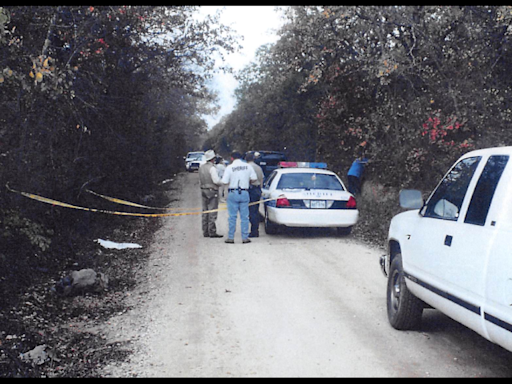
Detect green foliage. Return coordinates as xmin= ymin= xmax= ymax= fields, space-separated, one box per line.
xmin=0 ymin=6 xmax=239 ymax=303
xmin=2 ymin=210 xmax=53 ymax=252
xmin=0 ymin=5 xmax=238 ymax=200
xmin=207 ymin=42 xmax=324 ymax=160
xmin=210 ymin=5 xmax=512 ymax=193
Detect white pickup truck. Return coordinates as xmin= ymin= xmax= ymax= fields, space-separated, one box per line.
xmin=381 ymin=146 xmax=512 ymax=353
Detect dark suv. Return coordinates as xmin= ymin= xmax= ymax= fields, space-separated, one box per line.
xmin=246 ymin=150 xmax=287 ymax=179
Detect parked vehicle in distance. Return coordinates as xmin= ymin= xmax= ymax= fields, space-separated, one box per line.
xmin=185 ymin=151 xmax=205 ymax=172
xmin=381 ymin=146 xmax=512 ymax=353
xmin=259 ymin=161 xmax=358 ymax=235
xmin=246 ymin=150 xmax=287 ymax=179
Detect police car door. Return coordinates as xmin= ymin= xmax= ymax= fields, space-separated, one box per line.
xmin=260 ymin=170 xmax=277 ymax=217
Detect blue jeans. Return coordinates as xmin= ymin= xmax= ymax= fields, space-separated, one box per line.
xmin=227 ymin=190 xmax=250 ymax=240
xmin=248 ymin=186 xmax=262 ymax=235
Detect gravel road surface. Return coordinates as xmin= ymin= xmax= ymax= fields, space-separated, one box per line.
xmin=101 ymin=172 xmax=512 ymax=377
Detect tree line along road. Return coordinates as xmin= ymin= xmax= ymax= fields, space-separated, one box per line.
xmin=101 ymin=171 xmax=512 ymax=377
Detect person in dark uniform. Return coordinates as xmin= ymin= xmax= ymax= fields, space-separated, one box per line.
xmin=246 ymin=152 xmax=264 ymax=237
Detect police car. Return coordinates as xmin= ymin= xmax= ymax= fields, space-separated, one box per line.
xmin=259 ymin=162 xmax=359 ymax=235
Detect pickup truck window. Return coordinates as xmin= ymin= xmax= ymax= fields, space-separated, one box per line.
xmin=423 ymin=156 xmax=481 ymax=220
xmin=464 ymin=155 xmax=509 ymax=226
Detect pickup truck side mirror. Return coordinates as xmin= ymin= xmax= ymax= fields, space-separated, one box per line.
xmin=399 ymin=189 xmax=424 ymax=210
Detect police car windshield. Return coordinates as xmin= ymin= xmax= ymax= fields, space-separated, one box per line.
xmin=277 ymin=173 xmax=344 ymax=191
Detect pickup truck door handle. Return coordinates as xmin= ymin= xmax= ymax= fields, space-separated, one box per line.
xmin=444 ymin=235 xmax=453 ymax=247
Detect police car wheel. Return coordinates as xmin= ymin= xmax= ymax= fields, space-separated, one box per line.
xmin=336 ymin=226 xmax=352 ymax=236
xmin=264 ymin=208 xmax=278 ymax=235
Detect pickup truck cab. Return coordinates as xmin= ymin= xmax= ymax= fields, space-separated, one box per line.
xmin=381 ymin=146 xmax=512 ymax=352
xmin=246 ymin=150 xmax=287 ymax=179
xmin=185 ymin=151 xmax=205 ymax=172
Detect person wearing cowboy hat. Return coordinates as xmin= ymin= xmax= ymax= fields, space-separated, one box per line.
xmin=199 ymin=149 xmax=223 ymax=238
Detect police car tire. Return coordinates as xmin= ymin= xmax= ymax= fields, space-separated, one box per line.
xmin=336 ymin=226 xmax=352 ymax=236
xmin=387 ymin=253 xmax=423 ymax=330
xmin=264 ymin=208 xmax=278 ymax=235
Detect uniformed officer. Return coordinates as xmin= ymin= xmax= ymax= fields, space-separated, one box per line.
xmin=246 ymin=152 xmax=264 ymax=238
xmin=221 ymin=151 xmax=257 ymax=244
xmin=199 ymin=149 xmax=223 ymax=238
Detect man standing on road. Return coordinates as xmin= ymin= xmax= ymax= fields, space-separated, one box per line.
xmin=199 ymin=149 xmax=223 ymax=238
xmin=221 ymin=151 xmax=257 ymax=244
xmin=246 ymin=152 xmax=264 ymax=238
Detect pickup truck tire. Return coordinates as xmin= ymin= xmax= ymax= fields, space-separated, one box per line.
xmin=387 ymin=253 xmax=423 ymax=330
xmin=264 ymin=208 xmax=279 ymax=235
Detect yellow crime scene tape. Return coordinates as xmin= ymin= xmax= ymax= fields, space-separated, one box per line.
xmin=6 ymin=184 xmax=279 ymax=218
xmin=85 ymin=189 xmax=201 ymax=211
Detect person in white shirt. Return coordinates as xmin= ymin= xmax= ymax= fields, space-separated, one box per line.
xmin=199 ymin=150 xmax=223 ymax=238
xmin=221 ymin=151 xmax=257 ymax=244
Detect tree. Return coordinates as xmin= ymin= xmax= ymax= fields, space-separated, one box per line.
xmin=208 ymin=39 xmax=324 ymax=160
xmin=276 ymin=6 xmax=512 ymax=188
xmin=0 ymin=5 xmax=239 ymax=306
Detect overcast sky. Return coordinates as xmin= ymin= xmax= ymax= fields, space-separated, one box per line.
xmin=197 ymin=6 xmax=286 ymax=129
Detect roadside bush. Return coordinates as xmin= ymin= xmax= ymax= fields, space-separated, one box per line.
xmin=353 ymin=182 xmax=402 ymax=247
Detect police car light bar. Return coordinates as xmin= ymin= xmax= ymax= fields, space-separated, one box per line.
xmin=279 ymin=161 xmax=327 ymax=169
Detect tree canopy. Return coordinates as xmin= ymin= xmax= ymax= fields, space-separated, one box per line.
xmin=208 ymin=5 xmax=512 ymax=190
xmin=0 ymin=5 xmax=238 ymax=309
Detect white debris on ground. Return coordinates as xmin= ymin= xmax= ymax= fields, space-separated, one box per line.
xmin=20 ymin=344 xmax=48 ymax=366
xmin=95 ymin=239 xmax=142 ymax=250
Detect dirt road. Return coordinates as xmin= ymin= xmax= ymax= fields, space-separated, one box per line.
xmin=101 ymin=172 xmax=512 ymax=377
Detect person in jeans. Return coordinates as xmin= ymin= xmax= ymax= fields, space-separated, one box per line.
xmin=199 ymin=149 xmax=223 ymax=238
xmin=221 ymin=151 xmax=257 ymax=244
xmin=347 ymin=157 xmax=368 ymax=195
xmin=246 ymin=152 xmax=264 ymax=237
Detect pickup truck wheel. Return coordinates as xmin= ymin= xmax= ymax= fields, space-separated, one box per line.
xmin=387 ymin=253 xmax=423 ymax=330
xmin=264 ymin=208 xmax=278 ymax=235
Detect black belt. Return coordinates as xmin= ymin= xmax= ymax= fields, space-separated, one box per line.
xmin=228 ymin=188 xmax=248 ymax=192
